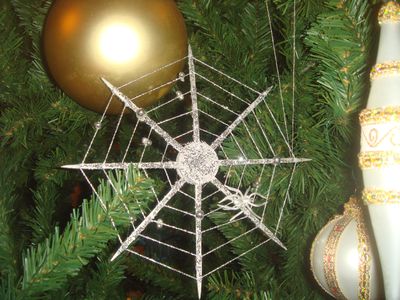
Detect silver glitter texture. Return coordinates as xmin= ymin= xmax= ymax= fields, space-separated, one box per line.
xmin=176 ymin=91 xmax=185 ymax=100
xmin=141 ymin=137 xmax=152 ymax=146
xmin=273 ymin=156 xmax=282 ymax=165
xmin=62 ymin=45 xmax=309 ymax=299
xmin=156 ymin=219 xmax=164 ymax=229
xmin=196 ymin=210 xmax=205 ymax=220
xmin=179 ymin=72 xmax=186 ymax=82
xmin=176 ymin=142 xmax=219 ymax=185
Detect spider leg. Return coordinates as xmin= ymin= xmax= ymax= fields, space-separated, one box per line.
xmin=225 ymin=186 xmax=242 ymax=195
xmin=250 ymin=202 xmax=267 ymax=208
xmin=218 ymin=198 xmax=239 ymax=208
xmin=229 ymin=211 xmax=243 ymax=222
xmin=219 ymin=196 xmax=235 ymax=204
xmin=218 ymin=204 xmax=237 ymax=211
xmin=250 ymin=192 xmax=269 ymax=202
xmin=243 ymin=187 xmax=252 ymax=196
xmin=246 ymin=192 xmax=269 ymax=207
xmin=242 ymin=205 xmax=262 ymax=221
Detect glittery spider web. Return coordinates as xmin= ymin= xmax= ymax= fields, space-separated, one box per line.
xmin=63 ymin=2 xmax=305 ymax=297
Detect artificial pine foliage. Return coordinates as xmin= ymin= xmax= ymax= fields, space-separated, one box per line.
xmin=0 ymin=0 xmax=378 ymax=299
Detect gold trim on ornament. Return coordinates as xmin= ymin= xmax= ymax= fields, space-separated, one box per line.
xmin=358 ymin=151 xmax=400 ymax=169
xmin=310 ymin=216 xmax=342 ymax=297
xmin=345 ymin=196 xmax=371 ymax=299
xmin=359 ymin=107 xmax=400 ymax=125
xmin=324 ymin=215 xmax=352 ymax=300
xmin=370 ymin=62 xmax=400 ymax=80
xmin=358 ymin=222 xmax=371 ymax=300
xmin=362 ymin=126 xmax=400 ymax=148
xmin=378 ymin=1 xmax=400 ymax=24
xmin=343 ymin=196 xmax=362 ymax=218
xmin=363 ymin=189 xmax=400 ymax=205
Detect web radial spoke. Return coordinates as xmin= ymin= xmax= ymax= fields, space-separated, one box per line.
xmin=102 ymin=78 xmax=183 ymax=152
xmin=219 ymin=157 xmax=310 ymax=167
xmin=210 ymin=88 xmax=272 ymax=150
xmin=188 ymin=46 xmax=201 ymax=143
xmin=111 ymin=178 xmax=186 ymax=261
xmin=62 ymin=161 xmax=178 ymax=170
xmin=194 ymin=184 xmax=203 ymax=298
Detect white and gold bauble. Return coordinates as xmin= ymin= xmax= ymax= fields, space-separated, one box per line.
xmin=310 ymin=197 xmax=383 ymax=300
xmin=359 ymin=2 xmax=400 ymax=299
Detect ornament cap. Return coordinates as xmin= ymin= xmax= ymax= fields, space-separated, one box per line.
xmin=344 ymin=196 xmax=363 ymax=219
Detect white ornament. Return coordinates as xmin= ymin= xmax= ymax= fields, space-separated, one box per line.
xmin=310 ymin=199 xmax=383 ymax=300
xmin=359 ymin=2 xmax=400 ymax=299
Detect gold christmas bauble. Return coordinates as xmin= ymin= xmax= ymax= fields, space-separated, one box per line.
xmin=43 ymin=0 xmax=187 ymax=114
xmin=310 ymin=197 xmax=383 ymax=300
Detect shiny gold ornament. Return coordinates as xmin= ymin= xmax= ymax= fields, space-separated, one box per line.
xmin=43 ymin=0 xmax=187 ymax=114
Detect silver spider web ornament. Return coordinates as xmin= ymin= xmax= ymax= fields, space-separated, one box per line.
xmin=63 ymin=46 xmax=309 ymax=298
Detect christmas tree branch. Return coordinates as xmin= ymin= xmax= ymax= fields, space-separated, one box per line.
xmin=278 ymin=0 xmax=372 ymax=297
xmin=0 ymin=180 xmax=18 ymax=280
xmin=19 ymin=167 xmax=153 ymax=298
xmin=179 ymin=0 xmax=274 ymax=92
xmin=207 ymin=271 xmax=275 ymax=300
xmin=305 ymin=0 xmax=372 ymax=143
xmin=126 ymin=255 xmax=192 ymax=299
xmin=83 ymin=256 xmax=127 ymax=300
xmin=22 ymin=184 xmax=58 ymax=245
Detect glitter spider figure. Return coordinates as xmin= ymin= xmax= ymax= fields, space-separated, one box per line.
xmin=218 ymin=186 xmax=268 ymax=222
